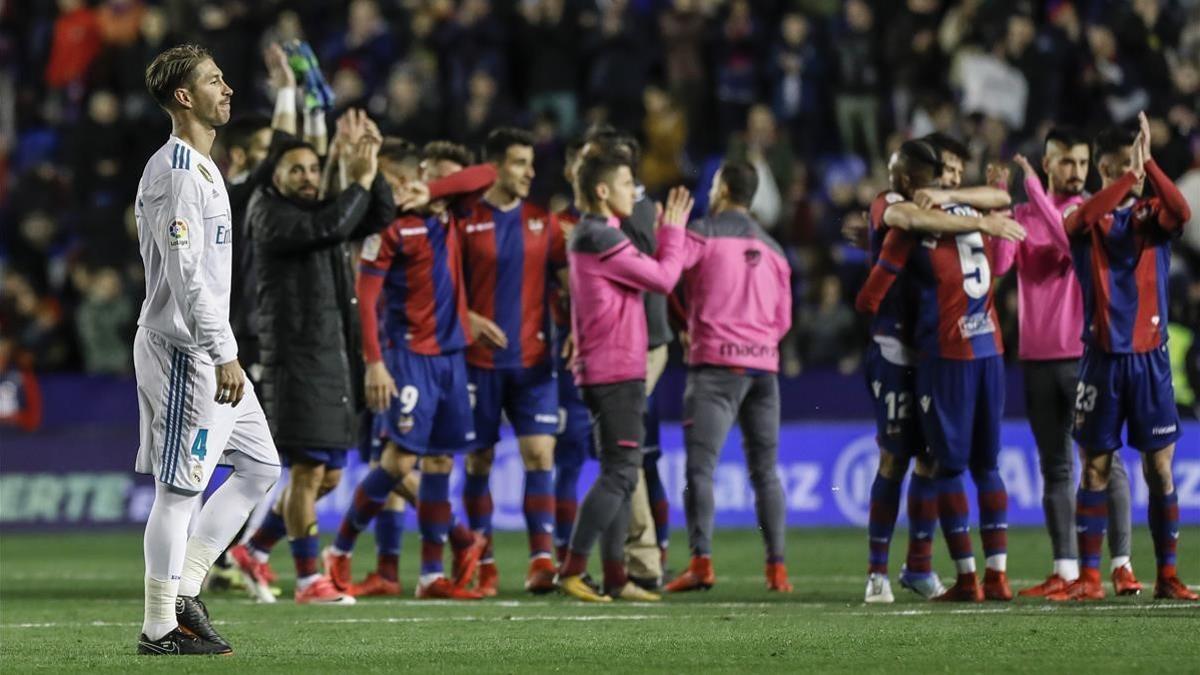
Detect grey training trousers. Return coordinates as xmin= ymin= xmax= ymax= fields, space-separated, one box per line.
xmin=682 ymin=367 xmax=786 ymax=560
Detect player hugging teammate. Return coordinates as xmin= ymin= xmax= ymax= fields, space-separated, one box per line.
xmin=854 ymin=122 xmax=1195 ymax=604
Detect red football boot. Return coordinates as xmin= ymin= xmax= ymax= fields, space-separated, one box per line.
xmin=983 ymin=569 xmax=1012 ymax=601
xmin=451 ymin=532 xmax=488 ymax=589
xmin=524 ymin=557 xmax=556 ymax=594
xmin=1047 ymin=570 xmax=1105 ymax=602
xmin=349 ymin=571 xmax=401 ymax=597
xmin=665 ymin=556 xmax=716 ymax=593
xmin=1111 ymin=565 xmax=1143 ymax=596
xmin=766 ymin=562 xmax=793 ymax=593
xmin=295 ymin=576 xmax=355 ymax=605
xmin=1018 ymin=574 xmax=1070 ymax=598
xmin=416 ymin=576 xmax=484 ymax=600
xmin=933 ymin=573 xmax=984 ymax=602
xmin=476 ymin=562 xmax=499 ymax=597
xmin=322 ymin=546 xmax=353 ymax=592
xmin=1154 ymin=575 xmax=1199 ymax=601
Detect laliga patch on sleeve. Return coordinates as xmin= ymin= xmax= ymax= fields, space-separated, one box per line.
xmin=168 ymin=219 xmax=191 ymax=250
xmin=885 ymin=192 xmax=904 ymax=204
xmin=1062 ymin=204 xmax=1079 ymax=220
xmin=361 ymin=233 xmax=382 ymax=261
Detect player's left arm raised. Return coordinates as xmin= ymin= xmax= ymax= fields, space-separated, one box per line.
xmin=1138 ymin=113 xmax=1192 ymax=233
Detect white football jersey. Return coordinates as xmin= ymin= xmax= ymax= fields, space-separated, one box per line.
xmin=135 ymin=135 xmax=238 ymax=365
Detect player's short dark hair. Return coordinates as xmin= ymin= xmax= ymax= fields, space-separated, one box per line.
xmin=378 ymin=137 xmax=420 ymax=165
xmin=718 ymin=160 xmax=758 ymax=206
xmin=576 ymin=149 xmax=631 ymax=208
xmin=422 ymin=140 xmax=474 ymax=167
xmin=922 ymin=132 xmax=971 ymax=162
xmin=484 ymin=127 xmax=535 ymax=163
xmin=584 ymin=124 xmax=640 ymax=166
xmin=145 ymin=44 xmax=212 ymax=110
xmin=898 ymin=139 xmax=943 ymax=186
xmin=1093 ymin=126 xmax=1136 ymax=161
xmin=1044 ymin=126 xmax=1089 ymax=152
xmin=224 ymin=115 xmax=271 ymax=152
xmin=267 ymin=136 xmax=318 ymax=172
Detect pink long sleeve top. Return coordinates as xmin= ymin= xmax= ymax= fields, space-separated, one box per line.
xmin=567 ymin=214 xmax=688 ymax=386
xmin=993 ymin=176 xmax=1086 ymax=361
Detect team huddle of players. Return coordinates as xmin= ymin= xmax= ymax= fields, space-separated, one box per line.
xmin=217 ymin=118 xmax=794 ymax=605
xmin=852 ymin=114 xmax=1195 ymax=604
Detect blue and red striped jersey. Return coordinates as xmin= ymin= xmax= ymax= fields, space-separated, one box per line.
xmin=865 ymin=190 xmax=915 ymax=346
xmin=551 ymin=205 xmax=580 ymax=330
xmin=360 ymin=211 xmax=470 ymax=356
xmin=858 ymin=203 xmax=1004 ymax=361
xmin=1065 ymin=162 xmax=1191 ymax=354
xmin=459 ymin=200 xmax=566 ymax=368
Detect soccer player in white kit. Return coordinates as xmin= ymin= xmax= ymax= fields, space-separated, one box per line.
xmin=133 ymin=44 xmax=280 ymax=656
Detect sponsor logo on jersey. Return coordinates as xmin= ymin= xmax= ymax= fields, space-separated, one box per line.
xmin=400 ymin=226 xmax=428 ymax=237
xmin=958 ymin=312 xmax=996 ymax=338
xmin=168 ymin=219 xmax=190 ymax=250
xmin=466 ymin=221 xmax=495 ymax=234
xmin=718 ymin=343 xmax=778 ymax=358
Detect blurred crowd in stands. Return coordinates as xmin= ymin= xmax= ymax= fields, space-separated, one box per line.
xmin=1 ymin=0 xmax=1199 ymax=401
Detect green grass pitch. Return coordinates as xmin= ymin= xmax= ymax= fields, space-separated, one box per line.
xmin=1 ymin=527 xmax=1197 ymax=673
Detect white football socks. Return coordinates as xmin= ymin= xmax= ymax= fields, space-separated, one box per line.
xmin=142 ymin=483 xmax=197 ymax=639
xmin=1053 ymin=558 xmax=1080 ymax=582
xmin=143 ymin=576 xmax=180 ymax=642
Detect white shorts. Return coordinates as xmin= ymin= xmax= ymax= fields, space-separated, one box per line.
xmin=135 ymin=327 xmax=278 ymax=492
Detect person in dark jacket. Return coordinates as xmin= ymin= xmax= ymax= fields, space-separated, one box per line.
xmin=246 ymin=108 xmax=394 ymax=604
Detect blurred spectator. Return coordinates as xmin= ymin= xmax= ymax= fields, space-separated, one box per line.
xmin=796 ymin=275 xmax=859 ymax=374
xmin=0 ymin=336 xmax=43 ymax=432
xmin=712 ymin=0 xmax=760 ymax=142
xmin=727 ymin=105 xmax=793 ymax=230
xmin=769 ymin=13 xmax=823 ymax=155
xmin=584 ymin=0 xmax=651 ymax=132
xmin=374 ymin=65 xmax=440 ymax=145
xmin=451 ymin=68 xmax=512 ymax=150
xmin=322 ymin=0 xmax=399 ymax=95
xmin=639 ymin=85 xmax=686 ymax=195
xmin=44 ymin=0 xmax=101 ymax=92
xmin=832 ymin=0 xmax=882 ymax=165
xmin=519 ymin=0 xmax=580 ymax=135
xmin=73 ymin=266 xmax=133 ymax=375
xmin=659 ymin=0 xmax=708 ymax=151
